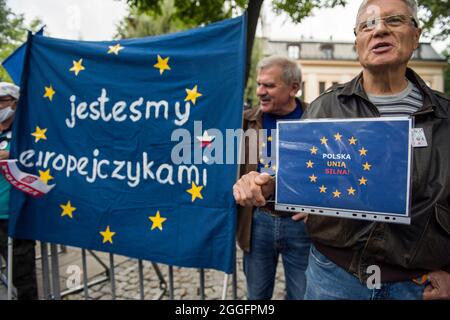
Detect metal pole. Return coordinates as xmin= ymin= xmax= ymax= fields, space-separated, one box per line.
xmin=232 ymin=271 xmax=237 ymax=299
xmin=109 ymin=253 xmax=116 ymax=300
xmin=7 ymin=237 xmax=12 ymax=300
xmin=168 ymin=265 xmax=174 ymax=300
xmin=40 ymin=242 xmax=51 ymax=299
xmin=50 ymin=244 xmax=61 ymax=300
xmin=199 ymin=269 xmax=205 ymax=300
xmin=232 ymin=250 xmax=237 ymax=300
xmin=138 ymin=260 xmax=144 ymax=300
xmin=81 ymin=249 xmax=89 ymax=300
xmin=221 ymin=274 xmax=229 ymax=300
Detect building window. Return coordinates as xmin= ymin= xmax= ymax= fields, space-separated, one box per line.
xmin=288 ymin=45 xmax=300 ymax=59
xmin=319 ymin=81 xmax=326 ymax=94
xmin=320 ymin=44 xmax=334 ymax=60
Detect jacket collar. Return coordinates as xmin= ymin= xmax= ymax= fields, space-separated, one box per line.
xmin=338 ymin=67 xmax=448 ymax=119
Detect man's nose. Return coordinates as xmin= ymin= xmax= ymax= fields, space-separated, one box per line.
xmin=256 ymin=85 xmax=266 ymax=96
xmin=373 ymin=19 xmax=391 ymax=36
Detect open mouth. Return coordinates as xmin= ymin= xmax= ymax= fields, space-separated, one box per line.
xmin=371 ymin=42 xmax=394 ymax=53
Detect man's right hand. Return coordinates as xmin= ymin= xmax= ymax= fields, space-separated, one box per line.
xmin=233 ymin=171 xmax=274 ymax=207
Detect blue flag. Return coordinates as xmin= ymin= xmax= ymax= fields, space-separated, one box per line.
xmin=276 ymin=118 xmax=412 ymax=224
xmin=8 ymin=15 xmax=246 ymax=273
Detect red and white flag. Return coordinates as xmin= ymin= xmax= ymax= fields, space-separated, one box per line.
xmin=0 ymin=160 xmax=55 ymax=198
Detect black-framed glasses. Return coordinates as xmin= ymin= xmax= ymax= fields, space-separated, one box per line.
xmin=354 ymin=14 xmax=418 ymax=35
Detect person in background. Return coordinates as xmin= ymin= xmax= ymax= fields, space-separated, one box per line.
xmin=233 ymin=56 xmax=311 ymax=300
xmin=0 ymin=82 xmax=38 ymax=300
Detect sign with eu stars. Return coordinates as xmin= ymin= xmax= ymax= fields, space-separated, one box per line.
xmin=275 ymin=118 xmax=412 ymax=224
xmin=5 ymin=15 xmax=246 ymax=274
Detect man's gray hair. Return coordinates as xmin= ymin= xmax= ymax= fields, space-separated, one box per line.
xmin=356 ymin=0 xmax=419 ymax=26
xmin=257 ymin=56 xmax=302 ymax=85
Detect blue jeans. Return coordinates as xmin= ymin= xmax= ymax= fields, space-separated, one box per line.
xmin=304 ymin=245 xmax=425 ymax=300
xmin=243 ymin=209 xmax=311 ymax=300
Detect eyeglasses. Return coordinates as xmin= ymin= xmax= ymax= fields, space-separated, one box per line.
xmin=354 ymin=14 xmax=418 ymax=35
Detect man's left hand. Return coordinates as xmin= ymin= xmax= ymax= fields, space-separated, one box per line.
xmin=423 ymin=270 xmax=450 ymax=300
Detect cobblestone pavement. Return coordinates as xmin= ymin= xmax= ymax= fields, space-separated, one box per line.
xmin=63 ymin=249 xmax=287 ymax=300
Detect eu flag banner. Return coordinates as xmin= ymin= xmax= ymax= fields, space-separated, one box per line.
xmin=275 ymin=118 xmax=412 ymax=224
xmin=8 ymin=15 xmax=246 ymax=273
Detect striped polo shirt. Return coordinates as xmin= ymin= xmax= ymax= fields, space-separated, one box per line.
xmin=367 ymin=80 xmax=423 ymax=117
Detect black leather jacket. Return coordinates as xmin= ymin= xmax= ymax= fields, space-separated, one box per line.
xmin=303 ymin=68 xmax=450 ymax=280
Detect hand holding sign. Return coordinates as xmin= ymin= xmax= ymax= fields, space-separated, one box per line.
xmin=233 ymin=172 xmax=274 ymax=207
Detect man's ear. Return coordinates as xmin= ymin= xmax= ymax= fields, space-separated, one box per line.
xmin=290 ymin=81 xmax=300 ymax=97
xmin=414 ymin=28 xmax=422 ymax=50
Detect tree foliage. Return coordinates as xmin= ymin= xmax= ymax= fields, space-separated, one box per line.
xmin=417 ymin=0 xmax=450 ymax=41
xmin=0 ymin=0 xmax=42 ymax=82
xmin=442 ymin=48 xmax=450 ymax=96
xmin=115 ymin=0 xmax=192 ymax=39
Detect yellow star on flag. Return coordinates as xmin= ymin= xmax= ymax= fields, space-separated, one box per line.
xmin=320 ymin=136 xmax=328 ymax=145
xmin=272 ymin=165 xmax=277 ymax=172
xmin=334 ymin=133 xmax=342 ymax=141
xmin=31 ymin=126 xmax=47 ymax=143
xmin=310 ymin=146 xmax=318 ymax=155
xmin=363 ymin=162 xmax=372 ymax=171
xmin=108 ymin=43 xmax=124 ymax=55
xmin=348 ymin=136 xmax=357 ymax=145
xmin=267 ymin=136 xmax=273 ymax=142
xmin=39 ymin=169 xmax=53 ymax=184
xmin=347 ymin=187 xmax=356 ymax=196
xmin=187 ymin=182 xmax=204 ymax=202
xmin=359 ymin=176 xmax=368 ymax=185
xmin=100 ymin=226 xmax=115 ymax=244
xmin=185 ymin=85 xmax=202 ymax=105
xmin=149 ymin=211 xmax=167 ymax=231
xmin=43 ymin=85 xmax=56 ymax=101
xmin=306 ymin=160 xmax=314 ymax=168
xmin=333 ymin=189 xmax=342 ymax=198
xmin=264 ymin=163 xmax=269 ymax=168
xmin=319 ymin=185 xmax=327 ymax=193
xmin=69 ymin=58 xmax=85 ymax=76
xmin=60 ymin=201 xmax=76 ymax=218
xmin=153 ymin=55 xmax=171 ymax=75
xmin=359 ymin=147 xmax=368 ymax=156
xmin=309 ymin=174 xmax=318 ymax=183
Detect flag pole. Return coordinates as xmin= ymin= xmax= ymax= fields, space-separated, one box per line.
xmin=7 ymin=237 xmax=13 ymax=300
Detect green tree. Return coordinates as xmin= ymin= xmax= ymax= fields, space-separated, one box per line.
xmin=244 ymin=37 xmax=263 ymax=105
xmin=418 ymin=0 xmax=450 ymax=41
xmin=115 ymin=0 xmax=192 ymax=39
xmin=0 ymin=0 xmax=42 ymax=82
xmin=442 ymin=48 xmax=450 ymax=96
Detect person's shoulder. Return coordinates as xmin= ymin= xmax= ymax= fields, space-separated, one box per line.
xmin=432 ymin=90 xmax=450 ymax=103
xmin=431 ymin=90 xmax=450 ymax=118
xmin=309 ymin=83 xmax=346 ymax=109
